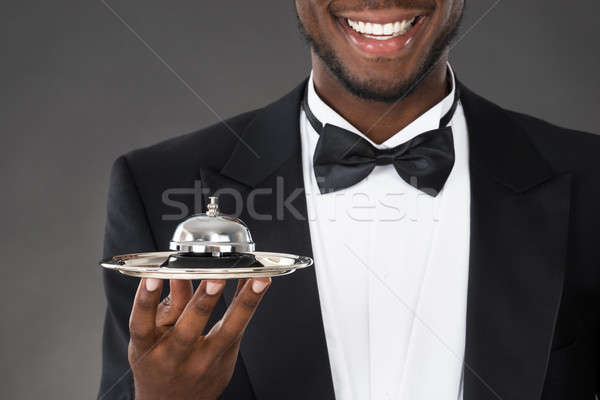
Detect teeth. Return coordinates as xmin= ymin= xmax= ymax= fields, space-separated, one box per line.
xmin=347 ymin=17 xmax=417 ymax=39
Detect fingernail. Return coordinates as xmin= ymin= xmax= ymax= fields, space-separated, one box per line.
xmin=251 ymin=279 xmax=269 ymax=294
xmin=145 ymin=278 xmax=160 ymax=292
xmin=206 ymin=281 xmax=224 ymax=296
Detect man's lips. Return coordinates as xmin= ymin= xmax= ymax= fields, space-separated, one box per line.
xmin=334 ymin=8 xmax=428 ymax=24
xmin=334 ymin=10 xmax=428 ymax=56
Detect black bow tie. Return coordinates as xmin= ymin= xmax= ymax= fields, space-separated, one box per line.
xmin=302 ymin=86 xmax=459 ymax=197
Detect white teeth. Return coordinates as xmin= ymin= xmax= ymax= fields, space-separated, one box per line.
xmin=347 ymin=17 xmax=417 ymax=39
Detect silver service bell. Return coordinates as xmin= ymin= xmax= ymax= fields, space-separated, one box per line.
xmin=165 ymin=197 xmax=259 ymax=269
xmin=100 ymin=195 xmax=313 ymax=279
xmin=169 ymin=196 xmax=255 ymax=257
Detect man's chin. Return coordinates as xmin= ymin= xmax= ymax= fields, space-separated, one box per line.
xmin=320 ymin=44 xmax=438 ymax=103
xmin=333 ymin=70 xmax=419 ymax=103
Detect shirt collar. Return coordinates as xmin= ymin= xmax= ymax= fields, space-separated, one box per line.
xmin=306 ymin=64 xmax=457 ymax=149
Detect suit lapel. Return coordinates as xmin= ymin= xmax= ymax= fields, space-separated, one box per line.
xmin=460 ymin=84 xmax=571 ymax=400
xmin=200 ymin=80 xmax=336 ymax=400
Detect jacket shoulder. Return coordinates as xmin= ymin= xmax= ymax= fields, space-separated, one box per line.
xmin=503 ymin=108 xmax=600 ymax=175
xmin=122 ymin=108 xmax=260 ymax=174
xmin=107 ymin=108 xmax=262 ymax=248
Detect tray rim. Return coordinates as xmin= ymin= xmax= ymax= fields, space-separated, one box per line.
xmin=118 ymin=268 xmax=296 ymax=280
xmin=99 ymin=250 xmax=313 ymax=279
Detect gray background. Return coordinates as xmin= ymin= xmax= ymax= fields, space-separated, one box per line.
xmin=1 ymin=1 xmax=598 ymax=399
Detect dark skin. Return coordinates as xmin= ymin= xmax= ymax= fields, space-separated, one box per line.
xmin=129 ymin=277 xmax=271 ymax=400
xmin=129 ymin=1 xmax=464 ymax=399
xmin=314 ymin=58 xmax=448 ymax=144
xmin=297 ymin=0 xmax=465 ymax=143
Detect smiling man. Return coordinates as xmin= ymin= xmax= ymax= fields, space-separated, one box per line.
xmin=99 ymin=1 xmax=600 ymax=400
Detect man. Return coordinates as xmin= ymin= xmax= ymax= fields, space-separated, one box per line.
xmin=99 ymin=0 xmax=600 ymax=399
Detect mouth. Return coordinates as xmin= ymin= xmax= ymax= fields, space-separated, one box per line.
xmin=334 ymin=11 xmax=428 ymax=56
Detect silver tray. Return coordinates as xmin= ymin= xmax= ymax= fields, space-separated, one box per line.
xmin=100 ymin=251 xmax=313 ymax=279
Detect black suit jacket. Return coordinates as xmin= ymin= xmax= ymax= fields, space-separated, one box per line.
xmin=99 ymin=80 xmax=600 ymax=400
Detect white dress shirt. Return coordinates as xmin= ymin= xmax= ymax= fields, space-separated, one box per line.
xmin=299 ymin=66 xmax=471 ymax=400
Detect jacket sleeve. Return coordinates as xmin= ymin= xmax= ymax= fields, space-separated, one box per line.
xmin=98 ymin=155 xmax=157 ymax=400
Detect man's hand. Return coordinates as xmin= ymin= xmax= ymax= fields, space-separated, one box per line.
xmin=127 ymin=277 xmax=271 ymax=400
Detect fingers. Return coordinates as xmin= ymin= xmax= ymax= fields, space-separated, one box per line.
xmin=132 ymin=277 xmax=270 ymax=363
xmin=206 ymin=278 xmax=271 ymax=355
xmin=169 ymin=280 xmax=226 ymax=354
xmin=234 ymin=279 xmax=248 ymax=298
xmin=129 ymin=278 xmax=163 ymax=347
xmin=156 ymin=280 xmax=194 ymax=326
